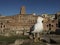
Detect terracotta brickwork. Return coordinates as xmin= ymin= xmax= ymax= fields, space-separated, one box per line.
xmin=0 ymin=6 xmax=60 ymax=35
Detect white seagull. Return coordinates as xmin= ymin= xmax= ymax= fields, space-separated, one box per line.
xmin=32 ymin=16 xmax=44 ymax=33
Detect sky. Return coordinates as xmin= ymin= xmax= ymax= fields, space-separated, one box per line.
xmin=0 ymin=0 xmax=60 ymax=16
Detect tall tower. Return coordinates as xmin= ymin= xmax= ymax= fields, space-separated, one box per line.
xmin=20 ymin=6 xmax=26 ymax=14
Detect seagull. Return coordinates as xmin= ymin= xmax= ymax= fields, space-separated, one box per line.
xmin=29 ymin=16 xmax=44 ymax=39
xmin=32 ymin=16 xmax=44 ymax=33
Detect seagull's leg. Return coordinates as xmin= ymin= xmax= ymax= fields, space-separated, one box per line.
xmin=33 ymin=33 xmax=35 ymax=38
xmin=38 ymin=32 xmax=41 ymax=41
xmin=33 ymin=33 xmax=36 ymax=40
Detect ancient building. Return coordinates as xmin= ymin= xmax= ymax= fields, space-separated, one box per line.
xmin=0 ymin=6 xmax=39 ymax=35
xmin=20 ymin=6 xmax=26 ymax=14
xmin=0 ymin=6 xmax=60 ymax=36
xmin=42 ymin=12 xmax=60 ymax=32
xmin=42 ymin=14 xmax=57 ymax=32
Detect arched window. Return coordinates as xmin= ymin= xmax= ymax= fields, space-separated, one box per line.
xmin=1 ymin=23 xmax=3 ymax=25
xmin=51 ymin=25 xmax=53 ymax=27
xmin=49 ymin=28 xmax=51 ymax=30
xmin=47 ymin=25 xmax=48 ymax=27
xmin=1 ymin=25 xmax=2 ymax=28
xmin=4 ymin=25 xmax=5 ymax=28
xmin=49 ymin=24 xmax=51 ymax=27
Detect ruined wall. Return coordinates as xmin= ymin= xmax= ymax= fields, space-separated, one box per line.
xmin=43 ymin=14 xmax=57 ymax=32
xmin=0 ymin=14 xmax=38 ymax=35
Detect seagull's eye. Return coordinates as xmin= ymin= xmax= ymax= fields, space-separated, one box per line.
xmin=42 ymin=21 xmax=43 ymax=23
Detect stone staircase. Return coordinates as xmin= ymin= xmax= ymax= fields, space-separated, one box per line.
xmin=49 ymin=35 xmax=60 ymax=43
xmin=42 ymin=35 xmax=60 ymax=44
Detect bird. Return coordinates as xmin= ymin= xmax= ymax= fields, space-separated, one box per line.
xmin=29 ymin=16 xmax=44 ymax=39
xmin=32 ymin=16 xmax=44 ymax=33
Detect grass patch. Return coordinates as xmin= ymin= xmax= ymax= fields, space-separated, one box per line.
xmin=21 ymin=41 xmax=47 ymax=45
xmin=0 ymin=35 xmax=29 ymax=44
